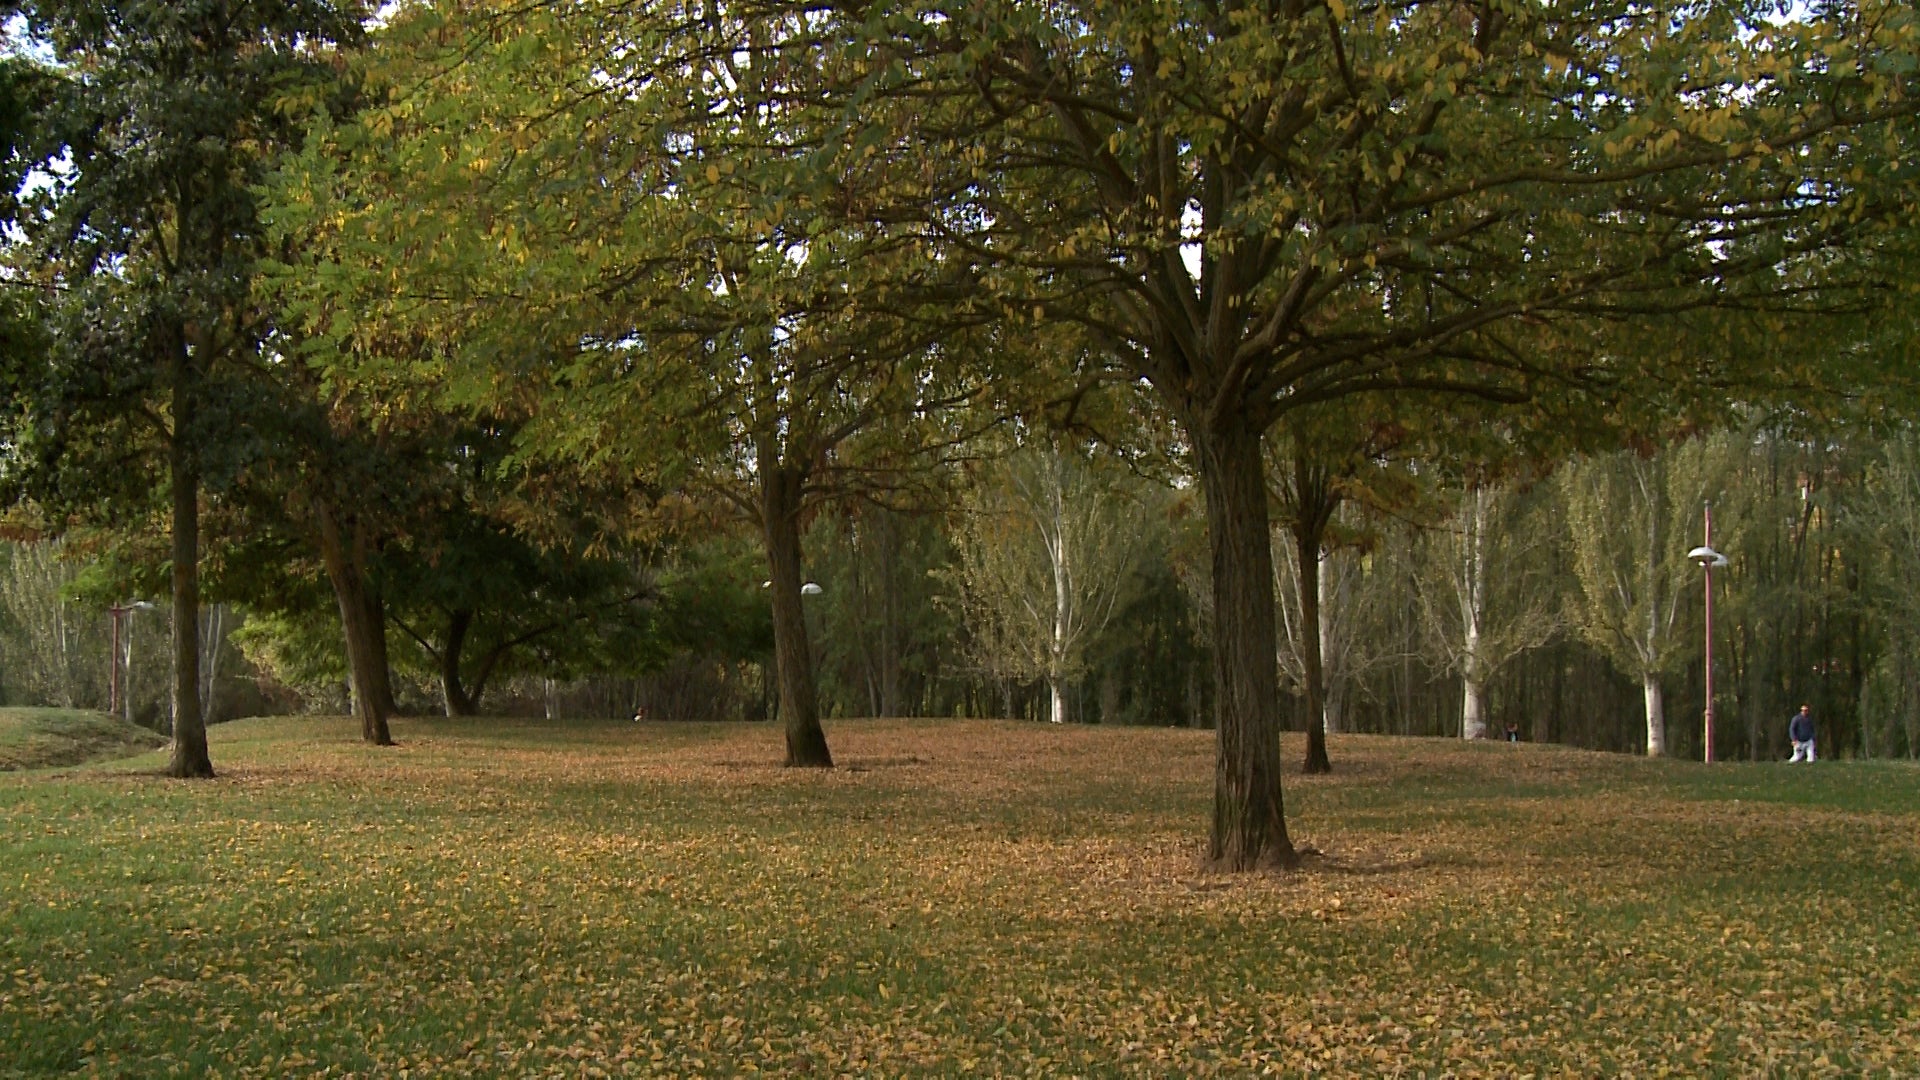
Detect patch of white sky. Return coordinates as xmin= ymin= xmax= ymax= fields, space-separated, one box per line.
xmin=1 ymin=15 xmax=65 ymax=246
xmin=1180 ymin=199 xmax=1203 ymax=280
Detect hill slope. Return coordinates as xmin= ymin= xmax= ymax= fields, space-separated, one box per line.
xmin=0 ymin=708 xmax=167 ymax=771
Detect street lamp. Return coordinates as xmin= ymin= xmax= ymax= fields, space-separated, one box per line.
xmin=107 ymin=600 xmax=156 ymax=721
xmin=1688 ymin=503 xmax=1730 ymax=764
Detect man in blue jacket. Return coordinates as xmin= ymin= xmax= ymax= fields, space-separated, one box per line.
xmin=1788 ymin=705 xmax=1817 ymax=763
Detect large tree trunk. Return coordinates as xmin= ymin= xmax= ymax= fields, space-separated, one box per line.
xmin=166 ymin=376 xmax=213 ymax=777
xmin=1047 ymin=674 xmax=1067 ymax=725
xmin=440 ymin=608 xmax=478 ymax=717
xmin=315 ymin=496 xmax=394 ymax=746
xmin=1642 ymin=673 xmax=1667 ymax=757
xmin=762 ymin=465 xmax=831 ymax=767
xmin=1197 ymin=420 xmax=1294 ymax=869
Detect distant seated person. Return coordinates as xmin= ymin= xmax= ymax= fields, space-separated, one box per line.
xmin=1788 ymin=704 xmax=1816 ymax=762
xmin=1503 ymin=721 xmax=1520 ymax=743
xmin=631 ymin=706 xmax=650 ymax=723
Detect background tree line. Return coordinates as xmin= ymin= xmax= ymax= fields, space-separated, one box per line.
xmin=9 ymin=417 xmax=1920 ymax=764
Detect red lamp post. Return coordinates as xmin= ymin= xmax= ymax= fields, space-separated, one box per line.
xmin=1688 ymin=504 xmax=1729 ymax=764
xmin=106 ymin=601 xmax=155 ymax=720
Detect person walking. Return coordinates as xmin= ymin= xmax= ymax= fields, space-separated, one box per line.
xmin=1788 ymin=705 xmax=1817 ymax=763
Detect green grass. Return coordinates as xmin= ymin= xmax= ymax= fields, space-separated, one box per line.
xmin=0 ymin=708 xmax=167 ymax=772
xmin=2 ymin=716 xmax=1917 ymax=1077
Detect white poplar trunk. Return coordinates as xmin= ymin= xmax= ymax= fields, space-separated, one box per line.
xmin=1318 ymin=548 xmax=1338 ymax=734
xmin=123 ymin=622 xmax=136 ymax=725
xmin=1463 ymin=677 xmax=1490 ymax=741
xmin=199 ymin=604 xmax=224 ymax=724
xmin=54 ymin=601 xmax=73 ymax=708
xmin=1643 ymin=674 xmax=1667 ymax=757
xmin=1048 ymin=467 xmax=1070 ymax=724
xmin=1461 ymin=487 xmax=1489 ymax=739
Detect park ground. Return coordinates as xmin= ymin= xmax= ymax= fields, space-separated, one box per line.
xmin=2 ymin=712 xmax=1917 ymax=1077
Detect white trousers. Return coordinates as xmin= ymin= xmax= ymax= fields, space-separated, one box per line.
xmin=1789 ymin=740 xmax=1816 ymax=763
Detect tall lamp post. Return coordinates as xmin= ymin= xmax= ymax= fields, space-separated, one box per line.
xmin=1687 ymin=504 xmax=1730 ymax=764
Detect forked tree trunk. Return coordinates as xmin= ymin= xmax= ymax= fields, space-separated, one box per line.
xmin=762 ymin=466 xmax=832 ymax=767
xmin=315 ymin=496 xmax=394 ymax=746
xmin=1198 ymin=420 xmax=1294 ymax=869
xmin=165 ymin=345 xmax=213 ymax=779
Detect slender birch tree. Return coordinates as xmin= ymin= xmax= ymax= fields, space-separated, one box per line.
xmin=1417 ymin=481 xmax=1561 ymax=739
xmin=949 ymin=447 xmax=1149 ymax=723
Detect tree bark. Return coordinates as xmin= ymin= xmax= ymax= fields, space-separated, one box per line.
xmin=1461 ymin=486 xmax=1491 ymax=740
xmin=363 ymin=587 xmax=399 ymax=720
xmin=1462 ymin=676 xmax=1489 ymax=741
xmin=1197 ymin=420 xmax=1294 ymax=869
xmin=165 ymin=342 xmax=213 ymax=779
xmin=1642 ymin=673 xmax=1667 ymax=757
xmin=440 ymin=608 xmax=477 ymax=717
xmin=1319 ymin=550 xmax=1344 ymax=737
xmin=1292 ymin=450 xmax=1334 ymax=775
xmin=874 ymin=513 xmax=903 ymax=717
xmin=314 ymin=495 xmax=394 ymax=746
xmin=762 ymin=465 xmax=832 ymax=767
xmin=1296 ymin=529 xmax=1332 ymax=774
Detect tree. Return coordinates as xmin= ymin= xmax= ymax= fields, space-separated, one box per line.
xmin=948 ymin=446 xmax=1150 ymax=723
xmin=380 ymin=498 xmax=659 ymax=718
xmin=1559 ymin=437 xmax=1740 ymax=756
xmin=0 ymin=540 xmax=105 ymax=708
xmin=808 ymin=505 xmax=963 ymax=719
xmin=1269 ymin=403 xmax=1428 ymax=772
xmin=1858 ymin=429 xmax=1920 ymax=758
xmin=3 ymin=0 xmax=366 ymax=775
xmin=1416 ymin=479 xmax=1562 ymax=740
xmin=854 ymin=0 xmax=1920 ymax=865
xmin=267 ymin=2 xmax=993 ymax=766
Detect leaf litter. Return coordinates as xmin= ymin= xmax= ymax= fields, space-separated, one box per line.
xmin=1 ymin=716 xmax=1916 ymax=1076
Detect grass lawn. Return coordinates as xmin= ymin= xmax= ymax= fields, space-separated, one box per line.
xmin=2 ymin=716 xmax=1916 ymax=1077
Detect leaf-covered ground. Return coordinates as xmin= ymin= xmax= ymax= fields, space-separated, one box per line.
xmin=0 ymin=709 xmax=166 ymax=772
xmin=2 ymin=716 xmax=1916 ymax=1077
